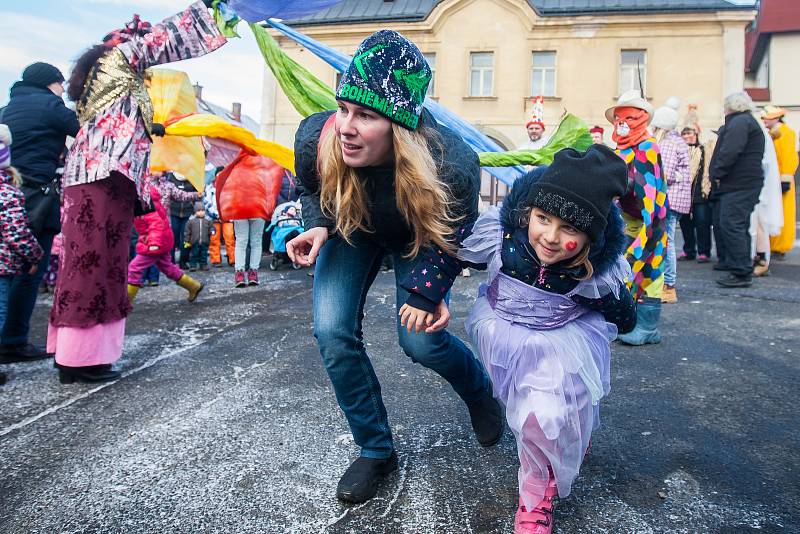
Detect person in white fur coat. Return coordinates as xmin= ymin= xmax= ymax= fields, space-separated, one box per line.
xmin=750 ymin=122 xmax=784 ymax=276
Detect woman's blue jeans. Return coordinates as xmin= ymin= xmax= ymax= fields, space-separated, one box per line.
xmin=313 ymin=235 xmax=490 ymax=459
xmin=663 ymin=210 xmax=680 ymax=286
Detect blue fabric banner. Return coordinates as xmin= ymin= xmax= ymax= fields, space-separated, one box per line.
xmin=229 ymin=1 xmax=343 ymax=23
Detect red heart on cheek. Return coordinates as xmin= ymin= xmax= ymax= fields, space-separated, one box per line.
xmin=565 ymin=241 xmax=577 ymax=251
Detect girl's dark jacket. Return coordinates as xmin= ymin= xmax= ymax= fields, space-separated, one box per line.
xmin=472 ymin=168 xmax=637 ymax=333
xmin=294 ymin=109 xmax=480 ymax=312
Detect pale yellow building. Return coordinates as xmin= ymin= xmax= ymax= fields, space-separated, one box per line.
xmin=260 ymin=0 xmax=757 ymax=198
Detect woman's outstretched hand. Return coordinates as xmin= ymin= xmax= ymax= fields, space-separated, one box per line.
xmin=287 ymin=227 xmax=329 ymax=267
xmin=399 ymin=300 xmax=450 ymax=334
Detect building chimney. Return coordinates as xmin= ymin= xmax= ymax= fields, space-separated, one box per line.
xmin=193 ymin=83 xmax=203 ymax=100
xmin=231 ymin=102 xmax=242 ymax=122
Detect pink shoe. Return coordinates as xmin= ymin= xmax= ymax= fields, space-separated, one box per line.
xmin=234 ymin=270 xmax=246 ymax=288
xmin=247 ymin=269 xmax=259 ymax=286
xmin=515 ymin=476 xmax=557 ymax=534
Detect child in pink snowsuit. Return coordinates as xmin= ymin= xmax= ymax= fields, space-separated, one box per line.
xmin=126 ymin=186 xmax=203 ymax=304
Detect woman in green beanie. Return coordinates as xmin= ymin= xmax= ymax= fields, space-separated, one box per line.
xmin=288 ymin=30 xmax=502 ymax=504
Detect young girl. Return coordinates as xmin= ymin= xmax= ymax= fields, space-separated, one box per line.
xmin=459 ymin=146 xmax=636 ymax=534
xmin=0 ymin=126 xmax=43 ymax=382
xmin=126 ymin=185 xmax=203 ymax=306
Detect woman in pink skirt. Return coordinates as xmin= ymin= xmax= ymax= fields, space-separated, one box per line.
xmin=48 ymin=1 xmax=227 ymax=383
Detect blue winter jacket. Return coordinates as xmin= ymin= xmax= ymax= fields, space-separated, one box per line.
xmin=1 ymin=82 xmax=79 ymax=185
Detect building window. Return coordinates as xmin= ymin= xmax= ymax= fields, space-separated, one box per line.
xmin=745 ymin=42 xmax=769 ymax=89
xmin=619 ymin=49 xmax=646 ymax=95
xmin=423 ymin=53 xmax=436 ymax=98
xmin=469 ymin=52 xmax=494 ymax=97
xmin=531 ymin=51 xmax=556 ymax=97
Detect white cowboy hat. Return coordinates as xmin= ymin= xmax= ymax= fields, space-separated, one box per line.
xmin=605 ymin=89 xmax=654 ymax=124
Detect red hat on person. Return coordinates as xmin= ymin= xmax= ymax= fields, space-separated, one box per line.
xmin=590 ymin=125 xmax=604 ymax=135
xmin=525 ymin=96 xmax=545 ymax=130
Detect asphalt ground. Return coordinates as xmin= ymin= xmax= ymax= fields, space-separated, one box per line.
xmin=1 ymin=242 xmax=798 ymax=533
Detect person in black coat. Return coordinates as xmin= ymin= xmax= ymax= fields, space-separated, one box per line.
xmin=0 ymin=62 xmax=79 ymax=363
xmin=708 ymin=91 xmax=765 ymax=287
xmin=287 ymin=30 xmax=501 ymax=505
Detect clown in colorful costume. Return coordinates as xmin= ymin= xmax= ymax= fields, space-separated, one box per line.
xmin=606 ymin=90 xmax=668 ymax=346
xmin=616 ymin=139 xmax=669 ymax=299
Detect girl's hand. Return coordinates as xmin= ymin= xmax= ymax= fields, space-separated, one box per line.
xmin=399 ymin=303 xmax=433 ymax=334
xmin=287 ymin=227 xmax=328 ymax=267
xmin=426 ymin=300 xmax=451 ymax=333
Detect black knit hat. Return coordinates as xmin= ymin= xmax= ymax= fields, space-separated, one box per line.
xmin=525 ymin=145 xmax=628 ymax=241
xmin=21 ymin=62 xmax=65 ymax=89
xmin=336 ymin=30 xmax=431 ymax=130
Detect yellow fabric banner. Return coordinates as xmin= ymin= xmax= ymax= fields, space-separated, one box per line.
xmin=147 ymin=69 xmax=205 ymax=191
xmin=165 ymin=113 xmax=295 ymax=174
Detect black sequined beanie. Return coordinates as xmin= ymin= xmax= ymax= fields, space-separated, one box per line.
xmin=524 ymin=145 xmax=628 ymax=241
xmin=336 ymin=30 xmax=431 ymax=130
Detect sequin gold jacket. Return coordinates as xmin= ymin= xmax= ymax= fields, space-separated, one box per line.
xmin=63 ymin=1 xmax=225 ymax=200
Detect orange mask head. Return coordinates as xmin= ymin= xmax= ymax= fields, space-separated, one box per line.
xmin=612 ymin=106 xmax=650 ymax=149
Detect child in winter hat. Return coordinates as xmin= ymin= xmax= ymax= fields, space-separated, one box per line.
xmin=459 ymin=145 xmax=636 ymax=534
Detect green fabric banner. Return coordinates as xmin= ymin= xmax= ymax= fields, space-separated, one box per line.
xmin=250 ymin=23 xmax=338 ymax=118
xmin=213 ymin=1 xmax=241 ymax=38
xmin=479 ymin=113 xmax=593 ymax=168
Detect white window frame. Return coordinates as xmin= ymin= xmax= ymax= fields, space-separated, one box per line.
xmin=531 ymin=51 xmax=557 ymax=97
xmin=469 ymin=51 xmax=494 ymax=97
xmin=619 ymin=49 xmax=647 ymax=95
xmin=423 ymin=52 xmax=436 ymax=98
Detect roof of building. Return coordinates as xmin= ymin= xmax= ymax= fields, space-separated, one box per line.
xmin=285 ymin=0 xmax=439 ymax=26
xmin=745 ymin=0 xmax=800 ymax=71
xmin=196 ymin=97 xmax=260 ymax=134
xmin=284 ymin=0 xmax=753 ymax=25
xmin=531 ymin=0 xmax=751 ymax=16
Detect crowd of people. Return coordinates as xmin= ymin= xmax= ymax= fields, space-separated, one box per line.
xmin=0 ymin=2 xmax=797 ymax=532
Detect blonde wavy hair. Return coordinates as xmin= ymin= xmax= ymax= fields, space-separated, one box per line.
xmin=317 ymin=121 xmax=459 ymax=258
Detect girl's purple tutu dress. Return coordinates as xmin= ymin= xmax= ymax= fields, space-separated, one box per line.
xmin=459 ymin=207 xmax=631 ymax=510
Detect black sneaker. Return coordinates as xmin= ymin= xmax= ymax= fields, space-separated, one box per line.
xmin=466 ymin=386 xmax=505 ymax=447
xmin=716 ymin=274 xmax=752 ymax=288
xmin=336 ymin=452 xmax=398 ymax=503
xmin=0 ymin=343 xmax=52 ymax=364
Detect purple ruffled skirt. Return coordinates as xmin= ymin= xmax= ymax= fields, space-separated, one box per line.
xmin=466 ymin=282 xmax=613 ymax=510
